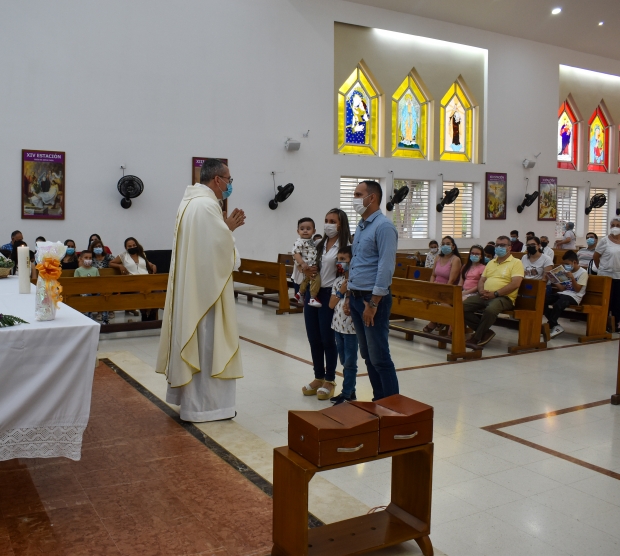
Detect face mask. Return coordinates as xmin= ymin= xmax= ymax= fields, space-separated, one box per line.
xmin=127 ymin=247 xmax=139 ymax=255
xmin=440 ymin=244 xmax=452 ymax=255
xmin=526 ymin=245 xmax=538 ymax=255
xmin=540 ymin=241 xmax=548 ymax=248
xmin=221 ymin=182 xmax=233 ymax=200
xmin=510 ymin=237 xmax=517 ymax=242
xmin=495 ymin=246 xmax=507 ymax=257
xmin=93 ymin=247 xmax=103 ymax=255
xmin=336 ymin=262 xmax=349 ymax=273
xmin=470 ymin=255 xmax=480 ymax=263
xmin=563 ymin=264 xmax=573 ymax=272
xmin=610 ymin=227 xmax=620 ymax=236
xmin=586 ymin=238 xmax=596 ymax=246
xmin=352 ymin=195 xmax=371 ymax=216
xmin=484 ymin=256 xmax=491 ymax=264
xmin=430 ymin=248 xmax=438 ymax=254
xmin=65 ymin=248 xmax=75 ymax=256
xmin=82 ymin=259 xmax=92 ymax=267
xmin=324 ymin=224 xmax=338 ymax=238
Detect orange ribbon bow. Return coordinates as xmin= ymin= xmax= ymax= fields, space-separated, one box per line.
xmin=36 ymin=257 xmax=63 ymax=308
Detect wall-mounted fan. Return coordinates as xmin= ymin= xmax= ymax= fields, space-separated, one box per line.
xmin=585 ymin=192 xmax=606 ymax=215
xmin=269 ymin=183 xmax=295 ymax=210
xmin=117 ymin=175 xmax=144 ymax=209
xmin=436 ymin=187 xmax=460 ymax=212
xmin=517 ymin=191 xmax=539 ymax=213
xmin=386 ymin=185 xmax=410 ymax=211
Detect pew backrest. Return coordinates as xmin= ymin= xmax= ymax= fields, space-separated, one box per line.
xmin=405 ymin=266 xmax=433 ymax=281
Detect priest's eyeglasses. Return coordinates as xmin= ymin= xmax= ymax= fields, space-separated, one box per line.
xmin=217 ymin=175 xmax=233 ymax=185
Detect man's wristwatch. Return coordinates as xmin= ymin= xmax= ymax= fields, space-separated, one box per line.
xmin=493 ymin=291 xmax=499 ymax=298
xmin=369 ymin=300 xmax=379 ymax=308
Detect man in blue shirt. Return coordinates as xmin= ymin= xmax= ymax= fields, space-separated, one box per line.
xmin=1 ymin=230 xmax=23 ymax=254
xmin=344 ymin=180 xmax=399 ymax=400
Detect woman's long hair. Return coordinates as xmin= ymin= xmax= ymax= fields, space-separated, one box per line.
xmin=87 ymin=233 xmax=102 ymax=250
xmin=124 ymin=237 xmax=148 ymax=264
xmin=316 ymin=208 xmax=352 ymax=266
xmin=461 ymin=245 xmax=485 ymax=280
xmin=440 ymin=235 xmax=459 ymax=258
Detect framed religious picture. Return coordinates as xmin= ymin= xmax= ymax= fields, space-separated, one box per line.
xmin=192 ymin=157 xmax=229 ymax=213
xmin=22 ymin=150 xmax=65 ymax=220
xmin=538 ymin=176 xmax=557 ymax=221
xmin=485 ymin=172 xmax=507 ymax=220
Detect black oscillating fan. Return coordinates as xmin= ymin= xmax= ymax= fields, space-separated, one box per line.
xmin=585 ymin=193 xmax=606 ymax=215
xmin=436 ymin=187 xmax=460 ymax=212
xmin=517 ymin=191 xmax=539 ymax=213
xmin=269 ymin=183 xmax=295 ymax=210
xmin=117 ymin=175 xmax=144 ymax=209
xmin=386 ymin=185 xmax=410 ymax=211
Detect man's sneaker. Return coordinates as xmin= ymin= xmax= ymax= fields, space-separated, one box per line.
xmin=308 ymin=298 xmax=322 ymax=308
xmin=330 ymin=392 xmax=357 ymax=405
xmin=478 ymin=330 xmax=496 ymax=346
xmin=549 ymin=325 xmax=564 ymax=339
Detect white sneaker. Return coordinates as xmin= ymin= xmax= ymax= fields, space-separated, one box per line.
xmin=549 ymin=325 xmax=564 ymax=339
xmin=308 ymin=298 xmax=323 ymax=308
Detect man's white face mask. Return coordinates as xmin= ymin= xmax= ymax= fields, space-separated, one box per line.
xmin=352 ymin=194 xmax=372 ymax=216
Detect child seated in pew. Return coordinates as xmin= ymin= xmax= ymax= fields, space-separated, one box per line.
xmin=292 ymin=217 xmax=322 ymax=308
xmin=74 ymin=250 xmax=109 ymax=325
xmin=329 ymin=246 xmax=358 ymax=405
xmin=544 ymin=250 xmax=588 ymax=339
xmin=458 ymin=245 xmax=486 ymax=300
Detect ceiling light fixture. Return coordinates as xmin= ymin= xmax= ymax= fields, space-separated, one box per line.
xmin=599 ymin=21 xmax=604 ymax=26
xmin=551 ymin=7 xmax=562 ymax=15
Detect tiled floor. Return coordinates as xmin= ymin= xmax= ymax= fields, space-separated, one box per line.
xmin=0 ymin=362 xmax=272 ymax=556
xmin=8 ymin=294 xmax=620 ymax=555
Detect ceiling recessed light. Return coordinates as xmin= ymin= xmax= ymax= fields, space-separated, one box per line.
xmin=599 ymin=21 xmax=604 ymax=26
xmin=552 ymin=7 xmax=562 ymax=15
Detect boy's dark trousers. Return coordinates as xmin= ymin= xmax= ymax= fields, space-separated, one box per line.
xmin=544 ymin=292 xmax=573 ymax=328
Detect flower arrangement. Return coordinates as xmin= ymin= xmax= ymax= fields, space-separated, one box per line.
xmin=0 ymin=257 xmax=15 ymax=278
xmin=0 ymin=313 xmax=28 ymax=328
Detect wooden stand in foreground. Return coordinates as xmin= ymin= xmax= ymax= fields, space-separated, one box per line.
xmin=271 ymin=443 xmax=434 ymax=556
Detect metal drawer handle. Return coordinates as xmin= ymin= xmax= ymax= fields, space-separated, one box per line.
xmin=337 ymin=444 xmax=364 ymax=453
xmin=394 ymin=431 xmax=418 ymax=440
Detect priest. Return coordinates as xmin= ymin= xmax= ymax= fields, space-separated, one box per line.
xmin=156 ymin=158 xmax=246 ymax=421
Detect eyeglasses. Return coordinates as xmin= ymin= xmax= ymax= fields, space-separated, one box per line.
xmin=495 ymin=243 xmax=510 ymax=248
xmin=218 ymin=175 xmax=233 ymax=185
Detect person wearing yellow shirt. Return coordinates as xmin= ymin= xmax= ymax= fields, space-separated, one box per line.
xmin=463 ymin=235 xmax=524 ymax=349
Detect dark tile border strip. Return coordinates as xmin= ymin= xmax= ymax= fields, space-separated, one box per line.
xmin=482 ymin=398 xmax=620 ymax=481
xmin=100 ymin=358 xmax=325 ymax=529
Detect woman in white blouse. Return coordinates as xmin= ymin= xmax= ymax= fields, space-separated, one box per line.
xmin=110 ymin=237 xmax=158 ymax=320
xmin=301 ymin=208 xmax=352 ymax=401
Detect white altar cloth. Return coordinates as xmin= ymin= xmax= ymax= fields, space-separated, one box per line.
xmin=0 ymin=276 xmax=99 ymax=461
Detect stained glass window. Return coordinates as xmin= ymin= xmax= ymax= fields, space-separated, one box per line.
xmin=587 ymin=103 xmax=612 ymax=173
xmin=439 ymin=77 xmax=477 ymax=163
xmin=391 ymin=70 xmax=432 ymax=160
xmin=557 ymin=96 xmax=581 ymax=170
xmin=337 ymin=61 xmax=381 ymax=156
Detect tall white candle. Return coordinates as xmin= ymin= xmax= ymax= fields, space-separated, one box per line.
xmin=18 ymin=246 xmax=31 ymax=293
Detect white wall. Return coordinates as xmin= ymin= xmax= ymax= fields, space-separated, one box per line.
xmin=2 ymin=0 xmax=620 ymax=258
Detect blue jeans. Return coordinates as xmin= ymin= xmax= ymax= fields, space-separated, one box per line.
xmin=304 ymin=287 xmax=337 ymax=381
xmin=349 ymin=292 xmax=399 ymax=400
xmin=335 ymin=331 xmax=358 ymax=398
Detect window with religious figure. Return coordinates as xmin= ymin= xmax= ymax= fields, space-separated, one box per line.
xmin=391 ymin=70 xmax=433 ymax=160
xmin=337 ymin=61 xmax=381 ymax=156
xmin=557 ymin=95 xmax=581 ymax=170
xmin=587 ymin=102 xmax=613 ymax=173
xmin=439 ymin=77 xmax=478 ymax=163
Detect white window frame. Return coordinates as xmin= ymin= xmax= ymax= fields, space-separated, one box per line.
xmin=339 ymin=176 xmax=380 ymax=229
xmin=556 ymin=186 xmax=578 ymax=237
xmin=392 ymin=179 xmax=430 ymax=239
xmin=441 ymin=182 xmax=474 ymax=239
xmin=589 ymin=188 xmax=609 ymax=237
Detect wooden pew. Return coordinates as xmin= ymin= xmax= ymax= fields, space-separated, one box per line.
xmin=558 ymin=275 xmax=612 ymax=343
xmin=389 ymin=278 xmax=482 ymax=362
xmin=277 ymin=253 xmax=296 ymax=286
xmin=552 ymin=249 xmax=569 ymax=265
xmin=59 ymin=274 xmax=168 ymax=332
xmin=405 ymin=266 xmax=433 ymax=281
xmin=60 ymin=267 xmax=120 ymax=278
xmin=495 ymin=279 xmax=548 ymax=354
xmin=510 ymin=252 xmax=525 ymax=260
xmin=233 ymin=258 xmax=303 ymax=315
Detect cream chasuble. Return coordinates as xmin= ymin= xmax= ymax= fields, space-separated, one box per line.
xmin=156 ymin=185 xmax=243 ymax=406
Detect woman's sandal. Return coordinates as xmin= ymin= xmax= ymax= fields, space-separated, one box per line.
xmin=422 ymin=323 xmax=437 ymax=334
xmin=317 ymin=381 xmax=337 ymax=400
xmin=302 ymin=381 xmax=322 ymax=396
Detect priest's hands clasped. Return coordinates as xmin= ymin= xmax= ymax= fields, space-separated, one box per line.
xmin=225 ymin=208 xmax=246 ymax=232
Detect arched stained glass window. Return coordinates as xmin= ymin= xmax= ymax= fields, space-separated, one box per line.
xmin=587 ymin=101 xmax=613 ymax=173
xmin=439 ymin=76 xmax=477 ymax=163
xmin=337 ymin=61 xmax=381 ymax=156
xmin=391 ymin=69 xmax=432 ymax=160
xmin=557 ymin=95 xmax=581 ymax=171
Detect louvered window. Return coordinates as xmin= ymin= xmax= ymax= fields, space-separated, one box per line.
xmin=340 ymin=176 xmax=380 ymax=229
xmin=392 ymin=180 xmax=429 ymax=239
xmin=557 ymin=186 xmax=578 ymax=227
xmin=589 ymin=188 xmax=609 ymax=236
xmin=441 ymin=182 xmax=474 ymax=239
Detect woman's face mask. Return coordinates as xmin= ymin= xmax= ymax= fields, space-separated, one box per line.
xmin=324 ymin=223 xmax=338 ymax=238
xmin=93 ymin=247 xmax=103 ymax=255
xmin=65 ymin=248 xmax=75 ymax=256
xmin=440 ymin=244 xmax=452 ymax=255
xmin=127 ymin=247 xmax=139 ymax=255
xmin=470 ymin=255 xmax=480 ymax=263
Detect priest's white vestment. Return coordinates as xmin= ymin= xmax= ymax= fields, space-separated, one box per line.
xmin=156 ymin=184 xmax=243 ymax=421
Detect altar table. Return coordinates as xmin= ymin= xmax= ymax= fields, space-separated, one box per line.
xmin=0 ymin=276 xmax=99 ymax=461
